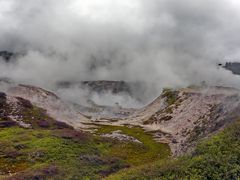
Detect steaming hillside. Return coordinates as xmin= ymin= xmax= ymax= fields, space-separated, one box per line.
xmin=1 ymin=83 xmax=240 ymax=179
xmin=55 ymin=80 xmax=145 ymax=108
xmin=2 ymin=82 xmax=240 ymax=154
xmin=83 ymin=85 xmax=240 ymax=156
xmin=1 ymin=0 xmax=240 ymax=179
xmin=57 ymin=81 xmax=132 ymax=94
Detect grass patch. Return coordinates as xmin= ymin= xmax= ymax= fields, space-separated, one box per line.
xmin=96 ymin=125 xmax=170 ymax=166
xmin=0 ymin=124 xmax=171 ymax=179
xmin=162 ymin=88 xmax=178 ymax=106
xmin=0 ymin=127 xmax=128 ymax=179
xmin=107 ymin=119 xmax=240 ymax=180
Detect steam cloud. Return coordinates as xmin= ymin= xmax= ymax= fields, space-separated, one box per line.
xmin=1 ymin=0 xmax=240 ymax=107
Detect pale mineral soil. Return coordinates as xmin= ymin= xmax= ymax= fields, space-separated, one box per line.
xmin=88 ymin=86 xmax=240 ymax=155
xmin=3 ymin=81 xmax=240 ymax=156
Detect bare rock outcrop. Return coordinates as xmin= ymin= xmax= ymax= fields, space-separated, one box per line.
xmin=140 ymin=86 xmax=240 ymax=156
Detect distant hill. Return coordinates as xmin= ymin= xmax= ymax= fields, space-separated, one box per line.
xmin=221 ymin=62 xmax=240 ymax=75
xmin=57 ymin=80 xmax=133 ymax=95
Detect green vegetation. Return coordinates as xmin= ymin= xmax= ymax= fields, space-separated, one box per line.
xmin=0 ymin=127 xmax=129 ymax=179
xmin=0 ymin=99 xmax=128 ymax=179
xmin=0 ymin=104 xmax=170 ymax=179
xmin=96 ymin=125 xmax=170 ymax=166
xmin=162 ymin=88 xmax=178 ymax=106
xmin=107 ymin=119 xmax=240 ymax=180
xmin=2 ymin=96 xmax=240 ymax=179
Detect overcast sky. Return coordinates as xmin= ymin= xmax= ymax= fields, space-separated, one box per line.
xmin=1 ymin=0 xmax=240 ymax=105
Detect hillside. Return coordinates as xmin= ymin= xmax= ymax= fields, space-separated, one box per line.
xmin=0 ymin=91 xmax=170 ymax=179
xmin=89 ymin=86 xmax=240 ymax=156
xmin=108 ymin=118 xmax=240 ymax=179
xmin=0 ymin=83 xmax=240 ymax=179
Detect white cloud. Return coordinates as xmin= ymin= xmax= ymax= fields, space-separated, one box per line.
xmin=1 ymin=0 xmax=240 ymax=106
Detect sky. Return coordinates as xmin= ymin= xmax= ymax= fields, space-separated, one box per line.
xmin=0 ymin=0 xmax=240 ymax=106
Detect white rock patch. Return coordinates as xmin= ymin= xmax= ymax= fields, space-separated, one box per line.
xmin=101 ymin=130 xmax=142 ymax=144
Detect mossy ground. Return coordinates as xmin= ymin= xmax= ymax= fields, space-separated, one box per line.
xmin=107 ymin=119 xmax=240 ymax=180
xmin=96 ymin=125 xmax=170 ymax=166
xmin=3 ymin=95 xmax=239 ymax=179
xmin=0 ymin=127 xmax=129 ymax=179
xmin=0 ymin=115 xmax=170 ymax=179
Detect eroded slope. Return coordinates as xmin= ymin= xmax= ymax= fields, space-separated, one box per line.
xmin=0 ymin=91 xmax=170 ymax=179
xmin=140 ymin=86 xmax=240 ymax=155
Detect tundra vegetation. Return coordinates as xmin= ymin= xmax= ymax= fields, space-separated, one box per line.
xmin=107 ymin=119 xmax=240 ymax=179
xmin=0 ymin=92 xmax=240 ymax=179
xmin=0 ymin=98 xmax=170 ymax=179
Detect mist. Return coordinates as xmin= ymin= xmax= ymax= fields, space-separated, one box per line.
xmin=1 ymin=0 xmax=240 ymax=107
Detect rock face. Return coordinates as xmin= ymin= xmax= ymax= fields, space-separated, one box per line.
xmin=0 ymin=92 xmax=38 ymax=128
xmin=135 ymin=86 xmax=240 ymax=156
xmin=89 ymin=86 xmax=240 ymax=156
xmin=0 ymin=90 xmax=74 ymax=130
xmin=0 ymin=92 xmax=17 ymax=128
xmin=221 ymin=62 xmax=240 ymax=75
xmin=7 ymin=84 xmax=91 ymax=129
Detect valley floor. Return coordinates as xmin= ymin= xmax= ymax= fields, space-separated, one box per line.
xmin=1 ymin=118 xmax=240 ymax=179
xmin=1 ymin=85 xmax=240 ymax=179
xmin=0 ymin=116 xmax=170 ymax=179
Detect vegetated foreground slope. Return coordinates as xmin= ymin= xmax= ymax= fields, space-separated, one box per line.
xmin=3 ymin=80 xmax=240 ymax=156
xmin=0 ymin=92 xmax=170 ymax=179
xmin=1 ymin=81 xmax=240 ymax=179
xmin=107 ymin=118 xmax=240 ymax=180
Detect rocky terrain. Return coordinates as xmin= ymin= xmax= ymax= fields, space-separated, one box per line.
xmin=81 ymin=85 xmax=240 ymax=156
xmin=141 ymin=86 xmax=240 ymax=155
xmin=0 ymin=83 xmax=170 ymax=179
xmin=3 ymin=81 xmax=240 ymax=156
xmin=1 ymin=81 xmax=240 ymax=179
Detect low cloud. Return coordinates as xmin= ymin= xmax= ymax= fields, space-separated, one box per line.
xmin=1 ymin=0 xmax=240 ymax=107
